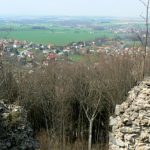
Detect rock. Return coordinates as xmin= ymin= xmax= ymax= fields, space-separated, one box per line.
xmin=116 ymin=139 xmax=125 ymax=147
xmin=0 ymin=100 xmax=38 ymax=150
xmin=120 ymin=127 xmax=140 ymax=134
xmin=130 ymin=112 xmax=139 ymax=121
xmin=115 ymin=105 xmax=121 ymax=115
xmin=140 ymin=119 xmax=150 ymax=126
xmin=135 ymin=143 xmax=150 ymax=150
xmin=109 ymin=78 xmax=150 ymax=150
xmin=124 ymin=134 xmax=137 ymax=143
xmin=140 ymin=132 xmax=149 ymax=142
xmin=121 ymin=102 xmax=129 ymax=110
xmin=110 ymin=116 xmax=117 ymax=126
xmin=122 ymin=118 xmax=132 ymax=126
xmin=133 ymin=119 xmax=140 ymax=126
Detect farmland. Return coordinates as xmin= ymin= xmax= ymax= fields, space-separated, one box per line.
xmin=2 ymin=29 xmax=113 ymax=46
xmin=0 ymin=16 xmax=133 ymax=46
xmin=0 ymin=16 xmax=143 ymax=46
xmin=0 ymin=25 xmax=113 ymax=46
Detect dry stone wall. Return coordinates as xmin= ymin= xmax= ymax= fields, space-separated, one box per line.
xmin=0 ymin=100 xmax=39 ymax=150
xmin=109 ymin=78 xmax=150 ymax=150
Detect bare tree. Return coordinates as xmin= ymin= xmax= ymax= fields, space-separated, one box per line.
xmin=71 ymin=65 xmax=105 ymax=150
xmin=82 ymin=95 xmax=102 ymax=150
xmin=137 ymin=0 xmax=150 ymax=78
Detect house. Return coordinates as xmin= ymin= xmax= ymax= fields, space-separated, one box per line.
xmin=89 ymin=49 xmax=95 ymax=53
xmin=63 ymin=49 xmax=71 ymax=53
xmin=47 ymin=53 xmax=57 ymax=60
xmin=43 ymin=50 xmax=49 ymax=54
xmin=13 ymin=40 xmax=21 ymax=48
xmin=20 ymin=50 xmax=34 ymax=60
xmin=48 ymin=44 xmax=54 ymax=49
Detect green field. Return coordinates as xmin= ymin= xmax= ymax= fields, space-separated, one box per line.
xmin=0 ymin=24 xmax=114 ymax=46
xmin=69 ymin=54 xmax=84 ymax=62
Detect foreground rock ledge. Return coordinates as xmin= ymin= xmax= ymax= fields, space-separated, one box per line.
xmin=109 ymin=77 xmax=150 ymax=150
xmin=0 ymin=100 xmax=38 ymax=150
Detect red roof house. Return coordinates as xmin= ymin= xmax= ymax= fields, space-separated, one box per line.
xmin=47 ymin=53 xmax=57 ymax=60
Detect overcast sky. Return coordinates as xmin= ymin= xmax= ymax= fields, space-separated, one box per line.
xmin=0 ymin=0 xmax=145 ymax=17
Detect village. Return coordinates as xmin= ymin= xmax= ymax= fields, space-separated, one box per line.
xmin=0 ymin=37 xmax=144 ymax=69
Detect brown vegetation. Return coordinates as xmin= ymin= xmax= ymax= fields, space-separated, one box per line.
xmin=0 ymin=49 xmax=149 ymax=149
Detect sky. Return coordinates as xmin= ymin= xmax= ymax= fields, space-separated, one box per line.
xmin=0 ymin=0 xmax=146 ymax=17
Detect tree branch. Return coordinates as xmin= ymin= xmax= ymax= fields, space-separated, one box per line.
xmin=139 ymin=0 xmax=147 ymax=7
xmin=82 ymin=104 xmax=90 ymax=122
xmin=92 ymin=94 xmax=102 ymax=119
xmin=140 ymin=14 xmax=146 ymax=20
xmin=0 ymin=80 xmax=4 ymax=87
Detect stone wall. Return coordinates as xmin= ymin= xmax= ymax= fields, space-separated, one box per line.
xmin=109 ymin=78 xmax=150 ymax=150
xmin=0 ymin=100 xmax=39 ymax=150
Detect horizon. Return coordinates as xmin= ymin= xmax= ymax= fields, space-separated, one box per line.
xmin=0 ymin=15 xmax=142 ymax=21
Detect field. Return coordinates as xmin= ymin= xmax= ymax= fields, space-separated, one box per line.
xmin=0 ymin=22 xmax=114 ymax=46
xmin=0 ymin=16 xmax=141 ymax=46
xmin=0 ymin=18 xmax=117 ymax=46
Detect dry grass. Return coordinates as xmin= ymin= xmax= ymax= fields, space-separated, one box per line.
xmin=36 ymin=129 xmax=107 ymax=150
